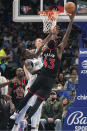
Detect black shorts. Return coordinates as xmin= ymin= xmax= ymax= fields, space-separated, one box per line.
xmin=16 ymin=75 xmax=55 ymax=112
xmin=29 ymin=75 xmax=55 ymax=99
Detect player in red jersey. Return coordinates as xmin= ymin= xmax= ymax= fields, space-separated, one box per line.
xmin=11 ymin=12 xmax=75 ymax=124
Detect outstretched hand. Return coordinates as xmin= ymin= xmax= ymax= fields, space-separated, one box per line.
xmin=68 ymin=10 xmax=76 ymax=21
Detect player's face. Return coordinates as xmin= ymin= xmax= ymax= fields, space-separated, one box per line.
xmin=35 ymin=39 xmax=43 ymax=49
xmin=16 ymin=68 xmax=24 ymax=77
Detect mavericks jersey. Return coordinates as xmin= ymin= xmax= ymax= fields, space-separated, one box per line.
xmin=40 ymin=48 xmax=61 ymax=79
xmin=25 ymin=57 xmax=43 ymax=95
xmin=30 ymin=57 xmax=43 ymax=71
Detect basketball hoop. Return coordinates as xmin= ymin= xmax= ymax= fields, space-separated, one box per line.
xmin=38 ymin=10 xmax=60 ymax=33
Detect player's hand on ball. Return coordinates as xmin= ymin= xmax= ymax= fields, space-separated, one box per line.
xmin=69 ymin=10 xmax=76 ymax=20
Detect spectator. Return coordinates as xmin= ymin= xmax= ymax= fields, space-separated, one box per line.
xmin=0 ymin=68 xmax=13 ymax=130
xmin=0 ymin=94 xmax=9 ymax=130
xmin=0 ymin=43 xmax=12 ymax=78
xmin=64 ymin=68 xmax=78 ymax=91
xmin=72 ymin=49 xmax=79 ymax=66
xmin=61 ymin=59 xmax=70 ymax=74
xmin=56 ymin=72 xmax=66 ymax=85
xmin=62 ymin=48 xmax=74 ymax=67
xmin=56 ymin=83 xmax=70 ymax=101
xmin=40 ymin=91 xmax=63 ymax=131
xmin=3 ymin=32 xmax=13 ymax=44
xmin=62 ymin=97 xmax=69 ymax=122
xmin=16 ymin=44 xmax=26 ymax=66
xmin=6 ymin=45 xmax=13 ymax=63
xmin=0 ymin=68 xmax=8 ymax=97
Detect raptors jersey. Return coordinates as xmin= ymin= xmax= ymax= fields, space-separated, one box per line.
xmin=40 ymin=48 xmax=61 ymax=79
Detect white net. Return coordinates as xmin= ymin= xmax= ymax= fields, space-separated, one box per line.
xmin=43 ymin=18 xmax=57 ymax=33
xmin=39 ymin=11 xmax=59 ymax=33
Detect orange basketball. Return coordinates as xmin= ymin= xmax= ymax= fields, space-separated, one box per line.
xmin=65 ymin=2 xmax=76 ymax=13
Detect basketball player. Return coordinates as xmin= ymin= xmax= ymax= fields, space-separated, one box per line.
xmin=11 ymin=27 xmax=57 ymax=130
xmin=11 ymin=27 xmax=58 ymax=130
xmin=11 ymin=64 xmax=45 ymax=131
xmin=12 ymin=12 xmax=75 ymax=126
xmin=11 ymin=51 xmax=44 ymax=131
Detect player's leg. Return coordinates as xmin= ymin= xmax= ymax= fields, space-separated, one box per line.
xmin=16 ymin=75 xmax=54 ymax=113
xmin=11 ymin=95 xmax=37 ymax=130
xmin=12 ymin=98 xmax=43 ymax=131
xmin=11 ymin=123 xmax=20 ymax=131
xmin=16 ymin=77 xmax=39 ymax=113
xmin=26 ymin=88 xmax=50 ymax=119
xmin=15 ymin=95 xmax=37 ymax=124
xmin=12 ymin=120 xmax=27 ymax=131
xmin=10 ymin=91 xmax=34 ymax=121
xmin=31 ymin=101 xmax=44 ymax=131
xmin=26 ymin=77 xmax=54 ymax=119
xmin=26 ymin=76 xmax=54 ymax=119
xmin=19 ymin=120 xmax=28 ymax=131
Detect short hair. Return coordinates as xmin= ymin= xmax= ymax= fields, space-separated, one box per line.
xmin=47 ymin=40 xmax=55 ymax=49
xmin=71 ymin=67 xmax=78 ymax=74
xmin=16 ymin=68 xmax=23 ymax=72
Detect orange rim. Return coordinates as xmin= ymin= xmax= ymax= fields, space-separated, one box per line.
xmin=38 ymin=10 xmax=60 ymax=20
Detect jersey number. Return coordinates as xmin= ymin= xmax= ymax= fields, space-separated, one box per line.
xmin=43 ymin=57 xmax=55 ymax=69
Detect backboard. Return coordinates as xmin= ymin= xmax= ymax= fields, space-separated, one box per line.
xmin=13 ymin=0 xmax=87 ymax=22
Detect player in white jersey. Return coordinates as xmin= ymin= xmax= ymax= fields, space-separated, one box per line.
xmin=11 ymin=27 xmax=58 ymax=131
xmin=11 ymin=41 xmax=47 ymax=131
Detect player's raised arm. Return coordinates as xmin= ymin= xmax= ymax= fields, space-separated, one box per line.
xmin=23 ymin=65 xmax=30 ymax=80
xmin=34 ymin=27 xmax=58 ymax=57
xmin=25 ymin=27 xmax=58 ymax=59
xmin=24 ymin=45 xmax=42 ymax=59
xmin=58 ymin=12 xmax=75 ymax=51
xmin=42 ymin=26 xmax=58 ymax=44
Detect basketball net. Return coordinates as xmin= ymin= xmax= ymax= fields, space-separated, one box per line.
xmin=38 ymin=10 xmax=60 ymax=33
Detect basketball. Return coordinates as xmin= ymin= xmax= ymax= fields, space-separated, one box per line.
xmin=65 ymin=2 xmax=76 ymax=13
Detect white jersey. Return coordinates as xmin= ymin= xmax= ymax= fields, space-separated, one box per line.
xmin=25 ymin=73 xmax=37 ymax=96
xmin=30 ymin=57 xmax=43 ymax=71
xmin=25 ymin=57 xmax=43 ymax=96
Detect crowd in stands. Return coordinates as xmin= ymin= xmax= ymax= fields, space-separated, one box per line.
xmin=0 ymin=0 xmax=80 ymax=130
